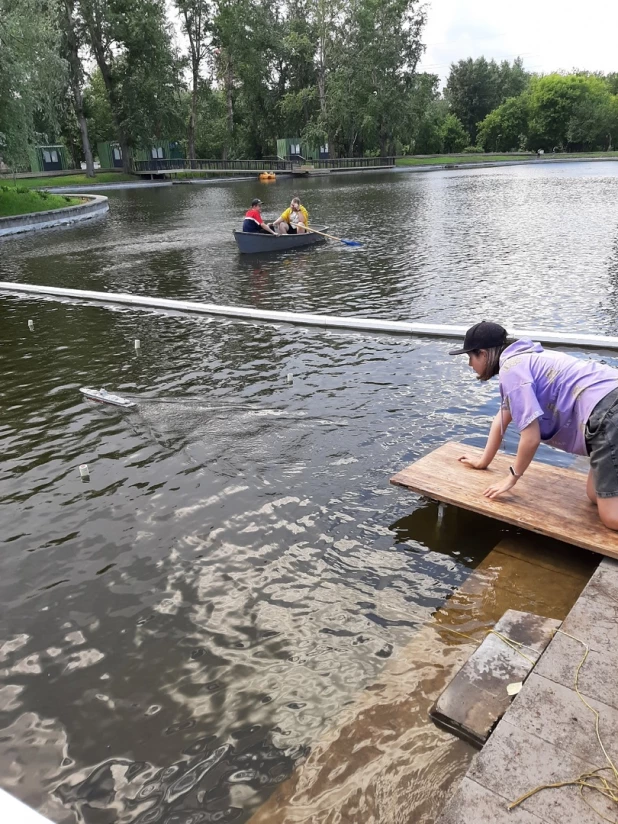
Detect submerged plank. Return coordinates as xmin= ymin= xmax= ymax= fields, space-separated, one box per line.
xmin=430 ymin=609 xmax=560 ymax=748
xmin=390 ymin=441 xmax=618 ymax=559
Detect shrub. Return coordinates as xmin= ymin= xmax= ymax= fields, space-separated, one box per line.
xmin=462 ymin=146 xmax=484 ymax=153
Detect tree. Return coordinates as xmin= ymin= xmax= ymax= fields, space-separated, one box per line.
xmin=83 ymin=69 xmax=116 ymax=147
xmin=334 ymin=0 xmax=426 ymax=157
xmin=211 ymin=0 xmax=282 ymax=159
xmin=477 ymin=95 xmax=529 ymax=152
xmin=441 ymin=113 xmax=468 ymax=152
xmin=497 ymin=56 xmax=529 ymax=101
xmin=527 ymin=74 xmax=595 ymax=151
xmin=566 ymin=76 xmax=618 ymax=150
xmin=79 ymin=0 xmax=184 ymax=172
xmin=445 ymin=56 xmax=529 ymax=143
xmin=60 ymin=0 xmax=95 ymax=176
xmin=195 ymin=87 xmax=227 ymax=157
xmin=175 ymin=0 xmax=210 ymax=161
xmin=445 ymin=57 xmax=500 ymax=143
xmin=293 ymin=0 xmax=345 ymax=158
xmin=414 ymin=99 xmax=448 ymax=153
xmin=605 ymin=73 xmax=618 ymax=96
xmin=277 ymin=3 xmax=319 ymax=139
xmin=0 ymin=0 xmax=67 ymax=168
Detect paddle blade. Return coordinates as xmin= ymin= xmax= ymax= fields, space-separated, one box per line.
xmin=341 ymin=239 xmax=362 ymax=247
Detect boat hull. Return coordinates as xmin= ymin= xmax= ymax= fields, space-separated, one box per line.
xmin=233 ymin=226 xmax=328 ymax=254
xmin=80 ymin=388 xmax=136 ymax=409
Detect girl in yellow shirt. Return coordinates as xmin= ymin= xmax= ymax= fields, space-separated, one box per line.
xmin=273 ymin=197 xmax=309 ymax=234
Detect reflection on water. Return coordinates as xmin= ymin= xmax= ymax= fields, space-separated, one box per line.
xmin=0 ymin=163 xmax=616 ymax=823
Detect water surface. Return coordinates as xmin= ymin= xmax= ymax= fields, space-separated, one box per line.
xmin=1 ymin=162 xmax=616 ymax=823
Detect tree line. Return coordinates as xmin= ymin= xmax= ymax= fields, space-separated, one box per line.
xmin=2 ymin=0 xmax=617 ymax=176
xmin=417 ymin=58 xmax=618 ymax=154
xmin=0 ymin=0 xmax=430 ymax=173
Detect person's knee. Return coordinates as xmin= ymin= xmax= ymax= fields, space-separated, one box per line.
xmin=597 ymin=499 xmax=618 ymax=530
xmin=599 ymin=512 xmax=618 ymax=532
xmin=279 ymin=223 xmax=289 ymax=234
xmin=600 ymin=512 xmax=618 ymax=531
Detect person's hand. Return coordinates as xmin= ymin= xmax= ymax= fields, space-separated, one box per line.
xmin=458 ymin=455 xmax=488 ymax=470
xmin=483 ymin=474 xmax=518 ymax=499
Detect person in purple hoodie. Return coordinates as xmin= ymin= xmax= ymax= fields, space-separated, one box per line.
xmin=450 ymin=321 xmax=618 ymax=530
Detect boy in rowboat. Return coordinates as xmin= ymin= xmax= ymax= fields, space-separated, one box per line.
xmin=272 ymin=197 xmax=309 ymax=235
xmin=243 ymin=199 xmax=278 ymax=235
xmin=450 ymin=321 xmax=618 ymax=530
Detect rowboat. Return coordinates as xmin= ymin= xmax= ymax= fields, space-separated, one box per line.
xmin=233 ymin=225 xmax=329 ymax=254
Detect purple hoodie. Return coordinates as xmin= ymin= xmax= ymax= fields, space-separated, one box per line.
xmin=499 ymin=340 xmax=618 ymax=456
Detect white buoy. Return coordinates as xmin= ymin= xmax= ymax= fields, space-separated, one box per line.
xmin=28 ymin=320 xmax=34 ymax=331
xmin=287 ymin=373 xmax=293 ymax=383
xmin=134 ymin=339 xmax=141 ymax=350
xmin=79 ymin=464 xmax=90 ymax=479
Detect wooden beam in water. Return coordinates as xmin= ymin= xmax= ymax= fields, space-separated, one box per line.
xmin=390 ymin=441 xmax=618 ymax=560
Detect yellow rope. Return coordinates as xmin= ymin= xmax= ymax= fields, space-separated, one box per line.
xmin=507 ymin=629 xmax=618 ymax=821
xmin=428 ymin=621 xmax=539 ymax=666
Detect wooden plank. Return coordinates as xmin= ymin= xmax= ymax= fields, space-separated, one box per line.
xmin=430 ymin=609 xmax=560 ymax=748
xmin=390 ymin=441 xmax=618 ymax=559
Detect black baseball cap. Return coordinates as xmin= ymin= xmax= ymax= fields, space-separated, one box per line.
xmin=449 ymin=321 xmax=508 ymax=355
xmin=251 ymin=198 xmax=263 ymax=207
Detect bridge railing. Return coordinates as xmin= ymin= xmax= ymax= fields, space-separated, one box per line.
xmin=131 ymin=158 xmax=294 ymax=173
xmin=131 ymin=156 xmax=396 ymax=173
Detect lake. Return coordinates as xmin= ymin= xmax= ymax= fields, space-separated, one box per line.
xmin=1 ymin=161 xmax=617 ymax=823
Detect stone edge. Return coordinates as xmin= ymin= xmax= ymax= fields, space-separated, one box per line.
xmin=435 ymin=556 xmax=618 ymax=824
xmin=0 ymin=194 xmax=109 ymax=237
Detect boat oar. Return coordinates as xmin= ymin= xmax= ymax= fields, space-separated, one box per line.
xmin=305 ymin=227 xmax=362 ymax=247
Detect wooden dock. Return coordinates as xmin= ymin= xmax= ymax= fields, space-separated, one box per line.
xmin=390 ymin=441 xmax=618 ymax=560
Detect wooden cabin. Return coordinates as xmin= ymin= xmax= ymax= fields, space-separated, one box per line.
xmin=276 ymin=138 xmax=330 ymax=162
xmin=29 ymin=145 xmax=71 ymax=173
xmin=97 ymin=140 xmax=184 ymax=170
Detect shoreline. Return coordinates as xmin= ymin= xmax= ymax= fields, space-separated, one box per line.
xmin=0 ymin=194 xmax=109 ymax=237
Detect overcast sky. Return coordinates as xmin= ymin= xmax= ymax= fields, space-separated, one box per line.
xmin=417 ymin=0 xmax=618 ymax=85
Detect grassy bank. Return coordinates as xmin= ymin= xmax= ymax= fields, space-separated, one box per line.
xmin=0 ymin=186 xmax=80 ymax=217
xmin=396 ymin=151 xmax=618 ymax=167
xmin=0 ymin=172 xmax=138 ymax=189
xmin=396 ymin=154 xmax=528 ymax=166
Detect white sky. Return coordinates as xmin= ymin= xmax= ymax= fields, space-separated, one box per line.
xmin=418 ymin=0 xmax=618 ymax=85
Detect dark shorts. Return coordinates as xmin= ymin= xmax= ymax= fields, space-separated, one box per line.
xmin=585 ymin=387 xmax=618 ymax=498
xmin=242 ymin=219 xmax=271 ymax=234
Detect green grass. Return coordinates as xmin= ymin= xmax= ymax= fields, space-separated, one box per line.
xmin=549 ymin=151 xmax=618 ymax=158
xmin=0 ymin=186 xmax=81 ymax=217
xmin=0 ymin=172 xmax=139 ymax=189
xmin=396 ymin=151 xmax=618 ymax=166
xmin=396 ymin=154 xmax=530 ymax=166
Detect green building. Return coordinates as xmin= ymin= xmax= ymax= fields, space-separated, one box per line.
xmin=97 ymin=141 xmax=125 ymax=169
xmin=276 ymin=138 xmax=329 ymax=161
xmin=28 ymin=144 xmax=71 ymax=173
xmin=132 ymin=140 xmax=184 ymax=163
xmin=97 ymin=140 xmax=185 ymax=170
